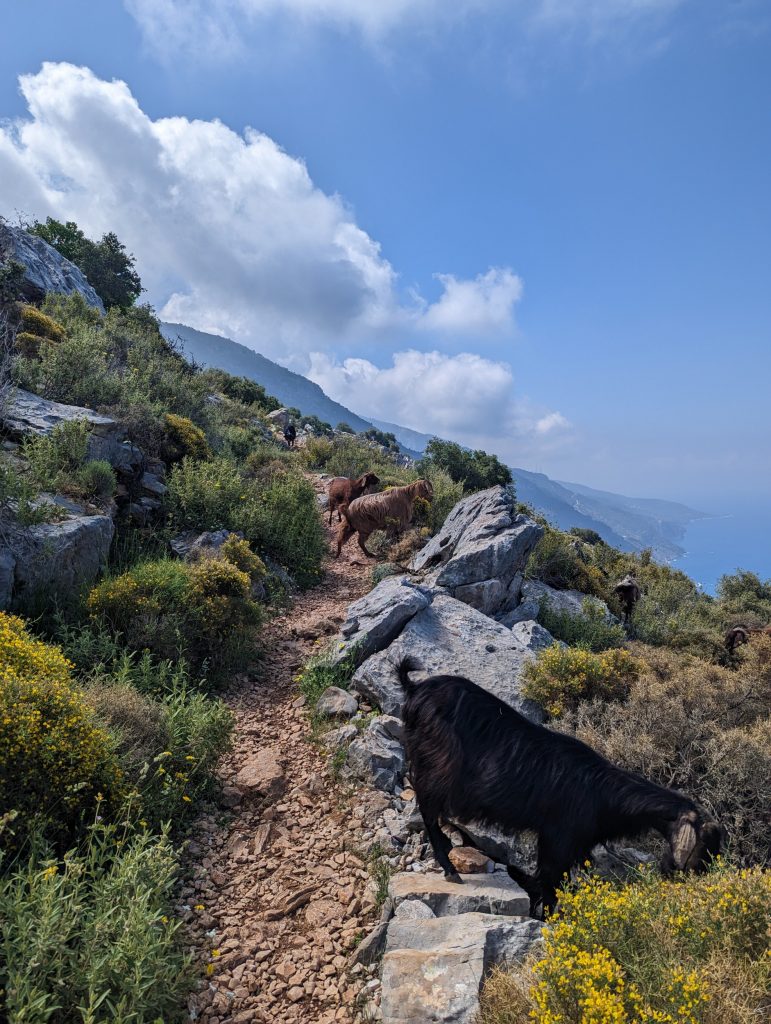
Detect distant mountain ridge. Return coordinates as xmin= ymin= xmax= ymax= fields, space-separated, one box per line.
xmin=163 ymin=320 xmax=705 ymax=561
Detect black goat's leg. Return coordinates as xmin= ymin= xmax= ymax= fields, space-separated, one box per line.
xmin=537 ymin=836 xmax=573 ymax=919
xmin=423 ymin=813 xmax=462 ymax=883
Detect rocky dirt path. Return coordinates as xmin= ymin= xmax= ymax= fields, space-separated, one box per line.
xmin=179 ymin=484 xmax=386 ymax=1024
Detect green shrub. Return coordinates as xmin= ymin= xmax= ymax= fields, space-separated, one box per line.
xmin=88 ymin=680 xmax=232 ymax=830
xmin=14 ymin=331 xmax=43 ymax=359
xmin=416 ymin=467 xmax=464 ymax=533
xmin=479 ymin=866 xmax=771 ymax=1024
xmin=16 ymin=326 xmax=123 ymax=409
xmin=167 ymin=456 xmax=244 ymax=532
xmin=24 ymin=418 xmax=90 ymax=489
xmin=417 ymin=437 xmax=512 ymax=491
xmin=523 ymin=643 xmax=643 ymax=718
xmin=242 ymin=471 xmax=326 ymax=587
xmin=75 ymin=459 xmax=117 ymax=499
xmin=527 ymin=527 xmax=607 ymax=596
xmin=371 ymin=562 xmax=402 ymax=586
xmin=0 ymin=825 xmax=190 ymax=1022
xmin=538 ymin=598 xmax=627 ymax=651
xmin=216 ymin=534 xmax=266 ymax=586
xmin=0 ymin=613 xmax=123 ymax=849
xmin=87 ymin=557 xmax=261 ymax=678
xmin=162 ymin=412 xmax=210 ymax=463
xmin=564 ymin=639 xmax=771 ymax=865
xmin=19 ymin=304 xmax=65 ymax=343
xmin=302 ymin=435 xmax=335 ymax=469
xmin=0 ymin=459 xmax=54 ymax=526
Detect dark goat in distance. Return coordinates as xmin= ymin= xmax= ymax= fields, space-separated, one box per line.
xmin=398 ymin=657 xmax=721 ymax=917
xmin=326 ymin=472 xmax=380 ymax=525
xmin=613 ymin=574 xmax=641 ymax=623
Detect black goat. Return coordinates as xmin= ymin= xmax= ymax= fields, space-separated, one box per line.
xmin=398 ymin=657 xmax=721 ymax=917
xmin=613 ymin=574 xmax=641 ymax=623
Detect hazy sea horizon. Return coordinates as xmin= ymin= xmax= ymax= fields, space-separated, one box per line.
xmin=672 ymin=499 xmax=771 ymax=595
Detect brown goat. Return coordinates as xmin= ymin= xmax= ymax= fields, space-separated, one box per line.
xmin=334 ymin=479 xmax=433 ymax=558
xmin=725 ymin=623 xmax=771 ymax=654
xmin=326 ymin=473 xmax=380 ymax=526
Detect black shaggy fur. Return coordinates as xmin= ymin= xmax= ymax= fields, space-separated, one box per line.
xmin=398 ymin=657 xmax=721 ymax=917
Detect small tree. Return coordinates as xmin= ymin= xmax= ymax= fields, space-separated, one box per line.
xmin=418 ymin=437 xmax=512 ymax=492
xmin=29 ymin=218 xmax=142 ymax=309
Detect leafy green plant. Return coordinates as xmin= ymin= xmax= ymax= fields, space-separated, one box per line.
xmin=88 ymin=679 xmax=233 ymax=830
xmin=0 ymin=824 xmax=190 ymax=1023
xmin=526 ymin=527 xmax=607 ymax=596
xmin=418 ymin=437 xmax=513 ymax=492
xmin=0 ymin=613 xmax=123 ymax=850
xmin=523 ymin=643 xmax=643 ymax=718
xmin=87 ymin=556 xmax=262 ymax=678
xmin=538 ymin=598 xmax=627 ymax=651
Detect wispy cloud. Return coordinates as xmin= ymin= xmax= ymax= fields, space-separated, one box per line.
xmin=124 ymin=0 xmax=687 ymax=60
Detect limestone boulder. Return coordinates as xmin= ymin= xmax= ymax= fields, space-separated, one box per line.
xmin=9 ymin=514 xmax=113 ymax=605
xmin=351 ymin=594 xmax=545 ymax=722
xmin=347 ymin=716 xmax=407 ymax=793
xmin=316 ymin=686 xmax=358 ymax=719
xmin=3 ymin=389 xmax=116 ymax=440
xmin=501 ymin=580 xmax=615 ymax=627
xmin=333 ymin=574 xmax=434 ymax=667
xmin=411 ymin=487 xmax=543 ymax=617
xmin=0 ymin=222 xmax=105 ymax=312
xmin=380 ymin=914 xmax=542 ymax=1024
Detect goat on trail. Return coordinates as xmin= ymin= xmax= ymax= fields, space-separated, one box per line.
xmin=398 ymin=657 xmax=722 ymax=917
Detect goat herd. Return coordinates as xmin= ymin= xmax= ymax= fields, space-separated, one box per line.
xmin=325 ymin=473 xmax=725 ymax=918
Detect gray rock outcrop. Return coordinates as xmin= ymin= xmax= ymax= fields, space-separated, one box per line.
xmin=8 ymin=514 xmax=113 ymax=606
xmin=380 ymin=911 xmax=541 ymax=1024
xmin=499 ymin=580 xmax=614 ymax=628
xmin=411 ymin=487 xmax=543 ymax=617
xmin=0 ymin=222 xmax=105 ymax=312
xmin=347 ymin=716 xmax=407 ymax=793
xmin=351 ymin=593 xmax=547 ymax=721
xmin=334 ymin=575 xmax=434 ymax=667
xmin=388 ymin=873 xmax=530 ymax=919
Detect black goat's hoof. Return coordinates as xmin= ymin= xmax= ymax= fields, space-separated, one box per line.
xmin=445 ymin=870 xmax=464 ymax=884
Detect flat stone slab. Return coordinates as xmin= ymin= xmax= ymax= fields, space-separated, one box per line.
xmin=380 ymin=913 xmax=542 ymax=1024
xmin=352 ymin=593 xmax=545 ymax=721
xmin=388 ymin=872 xmax=529 ymax=918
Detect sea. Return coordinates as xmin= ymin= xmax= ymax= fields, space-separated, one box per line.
xmin=673 ymin=499 xmax=771 ymax=595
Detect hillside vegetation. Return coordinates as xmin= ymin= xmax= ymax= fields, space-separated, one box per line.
xmin=0 ymin=225 xmax=769 ymax=1023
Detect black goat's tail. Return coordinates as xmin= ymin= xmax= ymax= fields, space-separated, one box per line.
xmin=398 ymin=655 xmax=422 ymax=694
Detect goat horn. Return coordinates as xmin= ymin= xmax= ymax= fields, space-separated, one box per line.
xmin=671 ymin=818 xmax=697 ymax=870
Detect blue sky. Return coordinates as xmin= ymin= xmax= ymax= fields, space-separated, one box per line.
xmin=1 ymin=0 xmax=769 ymax=506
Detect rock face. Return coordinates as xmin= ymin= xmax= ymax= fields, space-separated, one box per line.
xmin=334 ymin=574 xmax=434 ymax=667
xmin=0 ymin=222 xmax=106 ymax=312
xmin=352 ymin=593 xmax=547 ymax=721
xmin=389 ymin=872 xmax=530 ymax=919
xmin=380 ymin=912 xmax=542 ymax=1024
xmin=9 ymin=515 xmax=114 ymax=605
xmin=3 ymin=389 xmax=116 ymax=440
xmin=411 ymin=487 xmax=543 ymax=617
xmin=347 ymin=716 xmax=407 ymax=793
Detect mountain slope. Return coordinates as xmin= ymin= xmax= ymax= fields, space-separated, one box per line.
xmin=162 ymin=320 xmax=705 ymax=561
xmin=161 ymin=322 xmax=374 ymax=433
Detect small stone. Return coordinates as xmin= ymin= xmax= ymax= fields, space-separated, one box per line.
xmin=448 ymin=846 xmax=494 ymax=874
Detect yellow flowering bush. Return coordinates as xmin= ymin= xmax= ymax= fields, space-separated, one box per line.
xmin=217 ymin=534 xmax=266 ymax=585
xmin=162 ymin=412 xmax=210 ymax=463
xmin=0 ymin=613 xmax=122 ymax=846
xmin=19 ymin=304 xmax=66 ymax=343
xmin=523 ymin=644 xmax=643 ymax=717
xmin=87 ymin=557 xmax=262 ymax=677
xmin=479 ymin=866 xmax=771 ymax=1024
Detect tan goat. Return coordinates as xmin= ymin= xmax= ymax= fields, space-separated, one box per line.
xmin=334 ymin=479 xmax=434 ymax=558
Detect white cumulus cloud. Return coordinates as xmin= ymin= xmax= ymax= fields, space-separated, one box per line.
xmin=0 ymin=63 xmax=519 ymax=358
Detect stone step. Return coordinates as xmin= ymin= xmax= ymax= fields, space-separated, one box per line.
xmin=388 ymin=871 xmax=530 ymax=918
xmin=380 ymin=912 xmax=542 ymax=1024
